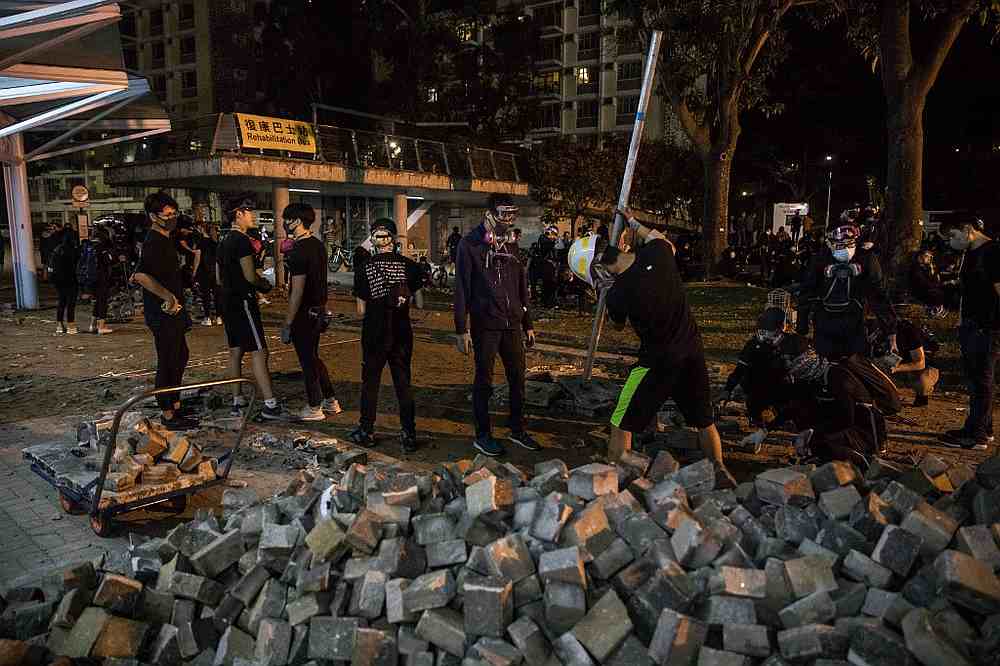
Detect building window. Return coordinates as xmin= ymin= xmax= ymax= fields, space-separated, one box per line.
xmin=149 ymin=8 xmax=163 ymax=36
xmin=123 ymin=45 xmax=138 ymax=70
xmin=180 ymin=36 xmax=196 ymax=63
xmin=182 ymin=70 xmax=198 ymax=97
xmin=152 ymin=74 xmax=166 ymax=95
xmin=616 ymin=94 xmax=639 ymax=125
xmin=578 ymin=31 xmax=600 ymax=61
xmin=618 ymin=61 xmax=642 ymax=90
xmin=538 ymin=37 xmax=561 ymax=62
xmin=151 ymin=41 xmax=165 ymax=69
xmin=427 ymin=87 xmax=438 ymax=103
xmin=179 ymin=2 xmax=195 ymax=29
xmin=455 ymin=21 xmax=475 ymax=42
xmin=534 ymin=3 xmax=562 ymax=30
xmin=579 ymin=0 xmax=601 ymax=26
xmin=577 ymin=100 xmax=599 ymax=128
xmin=532 ymin=70 xmax=560 ymax=96
xmin=535 ymin=104 xmax=561 ymax=130
xmin=576 ymin=65 xmax=598 ymax=94
xmin=618 ymin=32 xmax=642 ymax=55
xmin=120 ymin=12 xmax=136 ymax=37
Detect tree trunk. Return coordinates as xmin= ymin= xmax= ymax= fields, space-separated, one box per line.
xmin=702 ymin=154 xmax=732 ymax=276
xmin=884 ymin=93 xmax=924 ymax=280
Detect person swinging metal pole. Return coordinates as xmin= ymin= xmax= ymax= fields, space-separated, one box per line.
xmin=583 ymin=29 xmax=663 ymax=381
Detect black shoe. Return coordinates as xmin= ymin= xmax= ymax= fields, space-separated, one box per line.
xmin=509 ymin=431 xmax=542 ymax=452
xmin=161 ymin=414 xmax=198 ymax=431
xmin=913 ymin=395 xmax=929 ymax=407
xmin=349 ymin=426 xmax=376 ymax=448
xmin=400 ymin=430 xmax=418 ymax=454
xmin=941 ymin=428 xmax=989 ymax=450
xmin=473 ymin=435 xmax=505 ymax=458
xmin=260 ymin=403 xmax=286 ymax=421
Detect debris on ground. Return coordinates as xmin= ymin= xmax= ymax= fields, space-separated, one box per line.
xmin=4 ymin=446 xmax=1000 ymax=665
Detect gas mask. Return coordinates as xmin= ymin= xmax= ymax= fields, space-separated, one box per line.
xmin=154 ymin=211 xmax=178 ymax=233
xmin=486 ymin=204 xmax=518 ymax=238
xmin=948 ymin=233 xmax=972 ymax=252
xmin=372 ymin=229 xmax=394 ymax=251
xmin=755 ymin=329 xmax=784 ymax=346
xmin=831 ymin=246 xmax=855 ymax=263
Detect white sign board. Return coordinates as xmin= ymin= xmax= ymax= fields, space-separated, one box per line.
xmin=772 ymin=203 xmax=808 ymax=234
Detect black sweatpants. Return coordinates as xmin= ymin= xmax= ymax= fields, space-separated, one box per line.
xmin=814 ymin=309 xmax=867 ymax=360
xmin=360 ymin=330 xmax=415 ymax=434
xmin=197 ymin=271 xmax=221 ymax=319
xmin=472 ymin=327 xmax=525 ymax=438
xmin=150 ymin=314 xmax=190 ymax=411
xmin=92 ymin=281 xmax=110 ymax=320
xmin=291 ymin=318 xmax=335 ymax=408
xmin=55 ymin=282 xmax=77 ymax=323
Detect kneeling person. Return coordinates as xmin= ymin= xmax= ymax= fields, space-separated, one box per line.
xmin=350 ymin=219 xmax=424 ymax=452
xmin=877 ymin=318 xmax=939 ymax=408
xmin=572 ymin=210 xmax=736 ymax=487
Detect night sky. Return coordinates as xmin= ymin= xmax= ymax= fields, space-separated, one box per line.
xmin=735 ymin=13 xmax=1000 ymax=217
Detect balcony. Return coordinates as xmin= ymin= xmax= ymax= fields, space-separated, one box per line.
xmin=182 ymin=87 xmax=198 ymax=99
xmin=576 ymin=114 xmax=598 ymax=129
xmin=529 ymin=83 xmax=562 ymax=100
xmin=151 ymin=57 xmax=165 ymax=69
xmin=180 ymin=50 xmax=196 ymax=64
xmin=617 ymin=77 xmax=641 ymax=91
xmin=578 ymin=13 xmax=600 ymax=27
xmin=615 ymin=113 xmax=634 ymax=126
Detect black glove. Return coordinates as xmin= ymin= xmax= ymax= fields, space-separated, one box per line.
xmin=253 ymin=276 xmax=273 ymax=294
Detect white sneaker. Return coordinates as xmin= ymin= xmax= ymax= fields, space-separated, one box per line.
xmin=214 ymin=317 xmax=223 ymax=325
xmin=66 ymin=324 xmax=78 ymax=335
xmin=97 ymin=326 xmax=113 ymax=335
xmin=202 ymin=317 xmax=213 ymax=326
xmin=55 ymin=325 xmax=65 ymax=335
xmin=321 ymin=398 xmax=343 ymax=415
xmin=298 ymin=405 xmax=326 ymax=421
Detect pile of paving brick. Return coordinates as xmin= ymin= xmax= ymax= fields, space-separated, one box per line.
xmin=4 ymin=449 xmax=1000 ymax=666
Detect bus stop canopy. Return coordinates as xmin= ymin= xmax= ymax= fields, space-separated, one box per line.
xmin=0 ymin=0 xmax=170 ymax=309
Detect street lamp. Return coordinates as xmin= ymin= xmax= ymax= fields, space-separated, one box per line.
xmin=824 ymin=155 xmax=834 ymax=229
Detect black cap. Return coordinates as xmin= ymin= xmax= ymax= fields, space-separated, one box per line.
xmin=224 ymin=191 xmax=256 ymax=213
xmin=371 ymin=217 xmax=397 ymax=235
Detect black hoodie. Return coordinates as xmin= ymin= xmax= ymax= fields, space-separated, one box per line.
xmin=454 ymin=224 xmax=533 ymax=334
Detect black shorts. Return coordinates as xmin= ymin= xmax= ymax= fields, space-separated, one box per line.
xmin=611 ymin=351 xmax=713 ymax=433
xmin=223 ymin=297 xmax=267 ymax=352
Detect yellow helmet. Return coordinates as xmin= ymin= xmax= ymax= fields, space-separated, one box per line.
xmin=567 ymin=235 xmax=601 ymax=287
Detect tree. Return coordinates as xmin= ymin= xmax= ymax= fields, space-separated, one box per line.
xmin=828 ymin=0 xmax=999 ymax=276
xmin=532 ymin=137 xmax=619 ymax=235
xmin=609 ymin=0 xmax=810 ymax=266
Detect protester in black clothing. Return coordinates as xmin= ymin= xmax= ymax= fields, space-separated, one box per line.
xmin=589 ymin=208 xmax=735 ymax=487
xmin=50 ymin=228 xmax=79 ymax=335
xmin=349 ymin=218 xmax=424 ymax=452
xmin=909 ymin=249 xmax=946 ymax=317
xmin=797 ymin=222 xmax=897 ymax=360
xmin=446 ymin=226 xmax=462 ymax=264
xmin=218 ymin=193 xmax=282 ymax=420
xmin=939 ymin=216 xmax=1000 ymax=450
xmin=280 ymin=203 xmax=341 ymax=423
xmin=196 ymin=223 xmax=222 ymax=325
xmin=531 ymin=226 xmax=560 ymax=307
xmin=133 ymin=192 xmax=196 ymax=431
xmin=875 ymin=318 xmax=939 ymax=408
xmin=596 ymin=220 xmax=610 ymax=244
xmin=454 ymin=194 xmax=540 ymax=457
xmin=789 ymin=214 xmax=803 ymax=244
xmin=88 ymin=227 xmax=115 ymax=335
xmin=418 ymin=255 xmax=433 ymax=289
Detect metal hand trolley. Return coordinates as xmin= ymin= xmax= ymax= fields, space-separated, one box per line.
xmin=29 ymin=378 xmax=256 ymax=537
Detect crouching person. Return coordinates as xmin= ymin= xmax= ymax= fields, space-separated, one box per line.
xmin=349 ymin=218 xmax=424 ymax=453
xmin=570 ymin=209 xmax=737 ymax=488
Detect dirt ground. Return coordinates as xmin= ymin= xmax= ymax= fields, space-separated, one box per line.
xmin=0 ymin=278 xmax=992 ymax=483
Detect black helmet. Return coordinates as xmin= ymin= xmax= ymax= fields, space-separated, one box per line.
xmin=371 ymin=217 xmax=397 ymax=236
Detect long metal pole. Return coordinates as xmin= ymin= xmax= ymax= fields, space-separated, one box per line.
xmin=582 ymin=30 xmax=663 ymax=380
xmin=825 ymin=169 xmax=832 ymax=230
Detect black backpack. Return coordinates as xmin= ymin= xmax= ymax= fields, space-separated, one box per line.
xmin=76 ymin=240 xmax=98 ymax=288
xmin=49 ymin=242 xmax=73 ymax=282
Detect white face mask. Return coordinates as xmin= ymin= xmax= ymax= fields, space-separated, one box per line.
xmin=832 ymin=247 xmax=855 ymax=262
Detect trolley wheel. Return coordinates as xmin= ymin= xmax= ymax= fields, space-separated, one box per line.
xmin=59 ymin=492 xmax=83 ymax=514
xmin=90 ymin=512 xmax=114 ymax=537
xmin=163 ymin=495 xmax=187 ymax=513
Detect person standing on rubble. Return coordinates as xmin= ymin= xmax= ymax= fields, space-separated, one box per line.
xmin=133 ymin=192 xmax=197 ymax=431
xmin=569 ymin=207 xmax=737 ymax=488
xmin=454 ymin=194 xmax=541 ymax=458
xmin=218 ymin=193 xmax=282 ymax=420
xmin=349 ymin=218 xmax=424 ymax=452
xmin=279 ymin=202 xmax=342 ymax=422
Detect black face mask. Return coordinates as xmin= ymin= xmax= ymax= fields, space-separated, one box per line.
xmin=494 ymin=222 xmax=510 ymax=237
xmin=283 ymin=221 xmax=298 ymax=237
xmin=155 ymin=214 xmax=177 ymax=233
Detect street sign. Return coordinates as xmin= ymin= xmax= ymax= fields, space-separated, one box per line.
xmin=235 ymin=113 xmax=316 ymax=154
xmin=71 ymin=184 xmax=89 ymax=203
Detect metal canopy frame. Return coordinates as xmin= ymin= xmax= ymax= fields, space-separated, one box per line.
xmin=0 ymin=0 xmax=170 ymax=310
